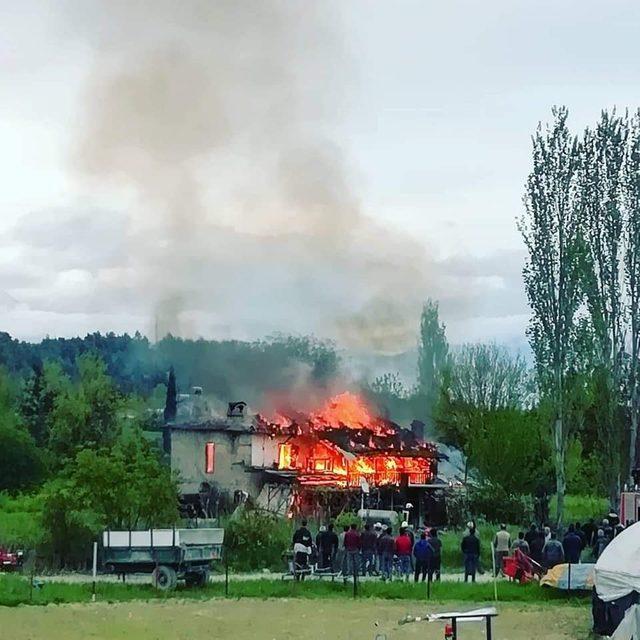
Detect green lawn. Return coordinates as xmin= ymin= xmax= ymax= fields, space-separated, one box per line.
xmin=0 ymin=574 xmax=589 ymax=608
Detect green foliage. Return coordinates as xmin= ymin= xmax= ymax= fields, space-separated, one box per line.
xmin=0 ymin=573 xmax=590 ymax=607
xmin=417 ymin=299 xmax=448 ymax=420
xmin=0 ymin=493 xmax=44 ymax=548
xmin=223 ymin=507 xmax=292 ymax=571
xmin=0 ymin=423 xmax=45 ymax=493
xmin=47 ymin=354 xmax=122 ymax=462
xmin=0 ymin=367 xmax=46 ymax=493
xmin=468 ymin=483 xmax=534 ymax=525
xmin=468 ymin=408 xmax=554 ymax=495
xmin=333 ymin=511 xmax=361 ymax=530
xmin=549 ymin=494 xmax=609 ymax=524
xmin=41 ymin=429 xmax=178 ymax=565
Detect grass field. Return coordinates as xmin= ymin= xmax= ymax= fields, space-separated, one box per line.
xmin=0 ymin=597 xmax=591 ymax=640
xmin=0 ymin=573 xmax=590 ymax=607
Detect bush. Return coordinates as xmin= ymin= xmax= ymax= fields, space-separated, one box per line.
xmin=550 ymin=494 xmax=609 ymax=524
xmin=223 ymin=507 xmax=293 ymax=572
xmin=0 ymin=493 xmax=44 ymax=549
xmin=468 ymin=482 xmax=533 ymax=525
xmin=333 ymin=511 xmax=360 ymax=531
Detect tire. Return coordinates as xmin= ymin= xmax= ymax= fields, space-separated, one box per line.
xmin=185 ymin=570 xmax=209 ymax=588
xmin=152 ymin=565 xmax=177 ymax=591
xmin=103 ymin=563 xmax=116 ymax=574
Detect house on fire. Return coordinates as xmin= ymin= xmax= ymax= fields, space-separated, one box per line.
xmin=167 ymin=393 xmax=455 ymax=524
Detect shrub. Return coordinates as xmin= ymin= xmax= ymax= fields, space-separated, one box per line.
xmin=468 ymin=482 xmax=533 ymax=525
xmin=223 ymin=507 xmax=293 ymax=572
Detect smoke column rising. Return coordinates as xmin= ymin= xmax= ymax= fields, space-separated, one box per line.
xmin=69 ymin=0 xmax=435 ymax=352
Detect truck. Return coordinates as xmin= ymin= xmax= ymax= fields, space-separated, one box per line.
xmin=0 ymin=547 xmax=23 ymax=572
xmin=102 ymin=527 xmax=224 ymax=590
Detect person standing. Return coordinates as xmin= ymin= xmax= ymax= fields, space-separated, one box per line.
xmin=542 ymin=532 xmax=564 ymax=570
xmin=593 ymin=528 xmax=608 ymax=560
xmin=413 ymin=532 xmax=433 ymax=582
xmin=575 ymin=522 xmax=586 ymax=553
xmin=562 ymin=525 xmax=582 ymax=564
xmin=373 ymin=522 xmax=383 ymax=574
xmin=529 ymin=530 xmax=545 ymax=566
xmin=315 ymin=525 xmax=327 ymax=569
xmin=524 ymin=524 xmax=538 ymax=548
xmin=292 ymin=519 xmax=312 ymax=580
xmin=582 ymin=518 xmax=596 ymax=548
xmin=343 ymin=523 xmax=361 ymax=581
xmin=361 ymin=524 xmax=378 ymax=576
xmin=427 ymin=528 xmax=442 ymax=581
xmin=379 ymin=526 xmax=395 ymax=581
xmin=337 ymin=525 xmax=349 ymax=575
xmin=461 ymin=526 xmax=480 ymax=583
xmin=511 ymin=531 xmax=530 ymax=555
xmin=321 ymin=523 xmax=339 ymax=571
xmin=493 ymin=524 xmax=511 ymax=576
xmin=395 ymin=527 xmax=412 ymax=581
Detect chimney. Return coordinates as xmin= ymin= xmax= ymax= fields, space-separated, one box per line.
xmin=227 ymin=401 xmax=247 ymax=418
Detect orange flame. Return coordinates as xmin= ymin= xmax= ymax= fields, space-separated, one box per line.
xmin=310 ymin=392 xmax=373 ymax=429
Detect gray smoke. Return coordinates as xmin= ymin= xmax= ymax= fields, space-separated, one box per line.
xmin=69 ymin=0 xmax=435 ymax=352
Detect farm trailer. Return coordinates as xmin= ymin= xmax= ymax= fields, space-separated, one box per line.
xmin=102 ymin=528 xmax=224 ymax=590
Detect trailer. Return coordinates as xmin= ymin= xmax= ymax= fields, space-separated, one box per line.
xmin=102 ymin=528 xmax=224 ymax=590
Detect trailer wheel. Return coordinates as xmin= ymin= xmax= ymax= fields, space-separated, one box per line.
xmin=185 ymin=570 xmax=209 ymax=588
xmin=152 ymin=565 xmax=177 ymax=591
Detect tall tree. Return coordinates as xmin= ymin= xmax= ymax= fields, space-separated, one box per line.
xmin=164 ymin=366 xmax=177 ymax=423
xmin=417 ymin=299 xmax=448 ymax=423
xmin=447 ymin=343 xmax=530 ymax=411
xmin=623 ymin=110 xmax=640 ymax=481
xmin=47 ymin=354 xmax=121 ymax=462
xmin=580 ymin=110 xmax=627 ymax=505
xmin=519 ymin=107 xmax=586 ymax=526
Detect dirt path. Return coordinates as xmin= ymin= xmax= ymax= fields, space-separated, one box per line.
xmin=0 ymin=598 xmax=590 ymax=640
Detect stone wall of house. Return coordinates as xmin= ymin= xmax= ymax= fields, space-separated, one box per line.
xmin=171 ymin=429 xmax=263 ymax=497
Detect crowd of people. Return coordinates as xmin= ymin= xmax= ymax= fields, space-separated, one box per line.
xmin=291 ymin=512 xmax=629 ymax=583
xmin=291 ymin=519 xmax=442 ymax=582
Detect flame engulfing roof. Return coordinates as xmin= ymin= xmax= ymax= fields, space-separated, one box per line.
xmin=256 ymin=392 xmax=438 ymax=487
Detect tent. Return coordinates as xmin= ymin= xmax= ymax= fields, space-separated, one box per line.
xmin=593 ymin=522 xmax=640 ymax=636
xmin=541 ymin=563 xmax=594 ymax=591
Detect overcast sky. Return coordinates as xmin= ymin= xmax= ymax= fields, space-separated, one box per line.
xmin=2 ymin=1 xmax=640 ymax=352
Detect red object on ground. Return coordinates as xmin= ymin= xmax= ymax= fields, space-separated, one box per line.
xmin=502 ymin=549 xmax=535 ymax=584
xmin=444 ymin=623 xmax=454 ymax=639
xmin=0 ymin=547 xmax=22 ymax=571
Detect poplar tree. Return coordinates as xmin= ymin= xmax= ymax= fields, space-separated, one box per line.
xmin=519 ymin=107 xmax=586 ymax=526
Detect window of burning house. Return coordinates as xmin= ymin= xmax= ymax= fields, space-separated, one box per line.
xmin=278 ymin=443 xmax=296 ymax=469
xmin=205 ymin=442 xmax=215 ymax=474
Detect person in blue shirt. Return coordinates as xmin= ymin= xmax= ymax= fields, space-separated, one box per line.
xmin=413 ymin=532 xmax=434 ymax=582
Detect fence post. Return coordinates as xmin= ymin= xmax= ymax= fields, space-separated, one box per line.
xmin=224 ymin=553 xmax=229 ymax=597
xmin=352 ymin=556 xmax=358 ymax=599
xmin=92 ymin=541 xmax=98 ymax=602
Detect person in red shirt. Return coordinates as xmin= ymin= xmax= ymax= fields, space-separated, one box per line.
xmin=395 ymin=528 xmax=412 ymax=580
xmin=343 ymin=523 xmax=361 ymax=581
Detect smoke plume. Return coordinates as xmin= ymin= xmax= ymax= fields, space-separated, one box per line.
xmin=70 ymin=0 xmax=435 ymax=352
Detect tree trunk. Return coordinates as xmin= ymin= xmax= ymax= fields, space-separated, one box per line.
xmin=554 ymin=416 xmax=566 ymax=528
xmin=630 ymin=389 xmax=639 ymax=485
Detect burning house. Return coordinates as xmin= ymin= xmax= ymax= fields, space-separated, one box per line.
xmin=168 ymin=392 xmax=449 ymax=524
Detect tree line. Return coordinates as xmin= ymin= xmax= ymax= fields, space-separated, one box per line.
xmin=0 ymin=331 xmax=339 ymax=403
xmin=521 ymin=107 xmax=640 ymax=524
